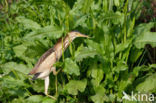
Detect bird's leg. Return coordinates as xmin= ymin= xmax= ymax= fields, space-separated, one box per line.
xmin=44 ymin=76 xmax=56 ymax=100
xmin=44 ymin=76 xmax=49 ymax=95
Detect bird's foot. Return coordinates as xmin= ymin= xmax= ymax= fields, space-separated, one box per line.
xmin=45 ymin=93 xmax=56 ymax=100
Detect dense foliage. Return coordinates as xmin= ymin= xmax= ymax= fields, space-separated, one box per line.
xmin=0 ymin=0 xmax=156 ymax=103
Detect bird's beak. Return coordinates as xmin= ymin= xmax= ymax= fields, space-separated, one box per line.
xmin=77 ymin=33 xmax=90 ymax=38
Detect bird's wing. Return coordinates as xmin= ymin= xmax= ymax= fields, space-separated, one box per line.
xmin=29 ymin=47 xmax=55 ymax=75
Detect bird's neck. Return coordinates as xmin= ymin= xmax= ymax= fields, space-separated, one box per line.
xmin=63 ymin=35 xmax=73 ymax=49
xmin=54 ymin=35 xmax=74 ymax=60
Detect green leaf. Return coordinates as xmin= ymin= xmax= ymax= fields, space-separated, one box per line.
xmin=99 ymin=11 xmax=124 ymax=25
xmin=149 ymin=64 xmax=156 ymax=68
xmin=6 ymin=88 xmax=29 ymax=98
xmin=32 ymin=80 xmax=45 ymax=93
xmin=132 ymin=66 xmax=142 ymax=77
xmin=136 ymin=73 xmax=156 ymax=92
xmin=16 ymin=16 xmax=41 ymax=30
xmin=91 ymin=86 xmax=108 ymax=103
xmin=134 ymin=22 xmax=154 ymax=36
xmin=64 ymin=58 xmax=80 ymax=76
xmin=73 ymin=15 xmax=87 ymax=28
xmin=24 ymin=25 xmax=63 ymax=40
xmin=65 ymin=79 xmax=87 ymax=95
xmin=75 ymin=45 xmax=97 ymax=61
xmin=85 ymin=39 xmax=101 ymax=54
xmin=11 ymin=98 xmax=27 ymax=103
xmin=42 ymin=97 xmax=56 ymax=103
xmin=114 ymin=0 xmax=119 ymax=6
xmin=134 ymin=22 xmax=156 ymax=48
xmin=26 ymin=95 xmax=43 ymax=103
xmin=1 ymin=62 xmax=30 ymax=74
xmin=25 ymin=40 xmax=48 ymax=58
xmin=1 ymin=76 xmax=28 ymax=88
xmin=113 ymin=61 xmax=128 ymax=73
xmin=129 ymin=48 xmax=143 ymax=63
xmin=13 ymin=44 xmax=27 ymax=57
xmin=87 ymin=62 xmax=104 ymax=87
xmin=13 ymin=44 xmax=35 ymax=65
xmin=134 ymin=32 xmax=156 ymax=48
xmin=115 ymin=39 xmax=132 ymax=54
xmin=118 ymin=66 xmax=141 ymax=92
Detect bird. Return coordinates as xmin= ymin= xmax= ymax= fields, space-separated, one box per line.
xmin=28 ymin=31 xmax=89 ymax=99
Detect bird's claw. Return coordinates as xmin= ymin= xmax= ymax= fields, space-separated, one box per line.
xmin=45 ymin=93 xmax=56 ymax=100
xmin=53 ymin=68 xmax=61 ymax=75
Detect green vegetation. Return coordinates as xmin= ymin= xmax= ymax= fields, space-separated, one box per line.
xmin=0 ymin=0 xmax=156 ymax=103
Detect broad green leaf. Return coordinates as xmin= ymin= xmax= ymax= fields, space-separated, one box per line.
xmin=114 ymin=0 xmax=119 ymax=6
xmin=87 ymin=62 xmax=104 ymax=87
xmin=99 ymin=11 xmax=124 ymax=25
xmin=118 ymin=67 xmax=142 ymax=92
xmin=149 ymin=64 xmax=156 ymax=68
xmin=26 ymin=95 xmax=43 ymax=103
xmin=16 ymin=16 xmax=41 ymax=30
xmin=70 ymin=0 xmax=87 ymax=14
xmin=136 ymin=73 xmax=156 ymax=92
xmin=25 ymin=40 xmax=48 ymax=58
xmin=75 ymin=45 xmax=97 ymax=61
xmin=115 ymin=39 xmax=132 ymax=54
xmin=132 ymin=66 xmax=142 ymax=77
xmin=64 ymin=58 xmax=80 ymax=76
xmin=1 ymin=76 xmax=28 ymax=88
xmin=134 ymin=32 xmax=156 ymax=48
xmin=13 ymin=44 xmax=35 ymax=65
xmin=113 ymin=12 xmax=124 ymax=25
xmin=11 ymin=98 xmax=27 ymax=103
xmin=73 ymin=15 xmax=87 ymax=28
xmin=13 ymin=44 xmax=27 ymax=57
xmin=85 ymin=39 xmax=101 ymax=54
xmin=32 ymin=80 xmax=45 ymax=93
xmin=118 ymin=79 xmax=131 ymax=92
xmin=113 ymin=61 xmax=128 ymax=73
xmin=5 ymin=88 xmax=29 ymax=98
xmin=1 ymin=62 xmax=30 ymax=74
xmin=134 ymin=22 xmax=154 ymax=36
xmin=134 ymin=22 xmax=156 ymax=48
xmin=24 ymin=25 xmax=63 ymax=40
xmin=65 ymin=79 xmax=87 ymax=95
xmin=42 ymin=97 xmax=56 ymax=103
xmin=129 ymin=48 xmax=143 ymax=63
xmin=82 ymin=0 xmax=94 ymax=13
xmin=91 ymin=86 xmax=108 ymax=103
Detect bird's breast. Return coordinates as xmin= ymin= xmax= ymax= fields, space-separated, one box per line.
xmin=37 ymin=52 xmax=56 ymax=73
xmin=37 ymin=70 xmax=51 ymax=79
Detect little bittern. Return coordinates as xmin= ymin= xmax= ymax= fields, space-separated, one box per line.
xmin=28 ymin=31 xmax=89 ymax=99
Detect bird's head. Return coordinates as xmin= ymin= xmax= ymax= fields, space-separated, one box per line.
xmin=68 ymin=31 xmax=89 ymax=40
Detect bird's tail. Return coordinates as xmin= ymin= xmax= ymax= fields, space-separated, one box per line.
xmin=32 ymin=73 xmax=41 ymax=80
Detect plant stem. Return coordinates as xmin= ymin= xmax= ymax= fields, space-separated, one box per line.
xmin=55 ymin=75 xmax=58 ymax=96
